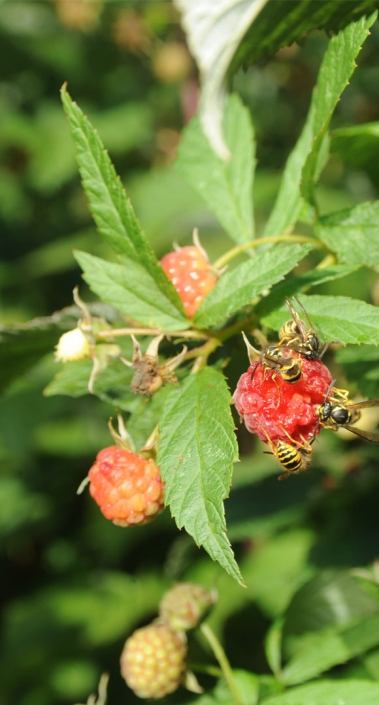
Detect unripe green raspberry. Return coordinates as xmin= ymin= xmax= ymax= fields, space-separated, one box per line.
xmin=55 ymin=327 xmax=91 ymax=362
xmin=159 ymin=582 xmax=215 ymax=631
xmin=120 ymin=622 xmax=187 ymax=699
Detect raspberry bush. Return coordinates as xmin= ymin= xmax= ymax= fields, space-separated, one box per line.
xmin=5 ymin=4 xmax=379 ymax=704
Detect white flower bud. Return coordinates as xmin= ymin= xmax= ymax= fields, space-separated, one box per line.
xmin=55 ymin=328 xmax=91 ymax=362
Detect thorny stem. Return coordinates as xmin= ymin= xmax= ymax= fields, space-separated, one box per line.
xmin=200 ymin=623 xmax=243 ymax=705
xmin=213 ymin=234 xmax=323 ymax=270
xmin=96 ymin=327 xmax=208 ymax=341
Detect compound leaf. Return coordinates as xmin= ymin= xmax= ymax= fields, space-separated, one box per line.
xmin=176 ymin=93 xmax=255 ymax=244
xmin=261 ymin=679 xmax=379 ymax=705
xmin=194 ymin=243 xmax=313 ymax=329
xmin=264 ymin=13 xmax=376 ymax=237
xmin=260 ymin=295 xmax=379 ymax=346
xmin=61 ymin=85 xmax=185 ymax=315
xmin=316 ymin=202 xmax=379 ymax=267
xmin=74 ymin=251 xmax=189 ymax=331
xmin=157 ymin=367 xmax=243 ymax=586
xmin=301 ymin=13 xmax=376 ymax=205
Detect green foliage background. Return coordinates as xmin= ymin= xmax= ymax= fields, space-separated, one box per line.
xmin=2 ymin=2 xmax=379 ymax=704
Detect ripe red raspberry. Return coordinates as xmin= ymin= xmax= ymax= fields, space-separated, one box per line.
xmin=88 ymin=447 xmax=165 ymax=527
xmin=120 ymin=622 xmax=187 ymax=699
xmin=159 ymin=582 xmax=215 ymax=632
xmin=234 ymin=350 xmax=333 ymax=444
xmin=161 ymin=245 xmax=217 ymax=318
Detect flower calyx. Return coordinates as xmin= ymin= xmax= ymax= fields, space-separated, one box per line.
xmin=123 ymin=334 xmax=187 ymax=396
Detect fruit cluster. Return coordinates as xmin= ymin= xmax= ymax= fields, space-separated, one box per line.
xmin=88 ymin=438 xmax=165 ymax=527
xmin=234 ymin=297 xmax=379 ymax=480
xmin=120 ymin=582 xmax=215 ymax=699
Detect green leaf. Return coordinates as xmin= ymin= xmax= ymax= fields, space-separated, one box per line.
xmin=232 ymin=1 xmax=379 ymax=69
xmin=261 ymin=679 xmax=379 ymax=705
xmin=331 ymin=121 xmax=379 ymax=170
xmin=283 ymin=612 xmax=379 ymax=682
xmin=281 ymin=572 xmax=379 ymax=684
xmin=336 ymin=345 xmax=379 ymax=397
xmin=255 ymin=265 xmax=359 ymax=319
xmin=157 ymin=367 xmax=243 ymax=586
xmin=175 ymin=93 xmax=255 ymax=244
xmin=193 ymin=671 xmax=259 ymax=705
xmin=301 ymin=14 xmax=375 ymax=205
xmin=44 ymin=359 xmax=94 ymax=398
xmin=260 ymin=294 xmax=379 ymax=346
xmin=74 ymin=251 xmax=189 ymax=331
xmin=265 ymin=618 xmax=284 ymax=679
xmin=0 ymin=310 xmax=80 ymax=394
xmin=283 ymin=572 xmax=379 ymax=637
xmin=316 ymin=202 xmax=379 ymax=266
xmin=60 ymin=85 xmax=185 ymax=315
xmin=194 ymin=244 xmax=314 ymax=329
xmin=264 ymin=12 xmax=376 ymax=236
xmin=44 ymin=358 xmax=139 ymax=412
xmin=174 ymin=1 xmax=268 ymax=159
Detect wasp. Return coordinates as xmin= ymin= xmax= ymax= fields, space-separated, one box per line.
xmin=242 ymin=332 xmax=302 ymax=384
xmin=318 ymin=380 xmax=379 ymax=442
xmin=278 ymin=297 xmax=327 ymax=361
xmin=261 ymin=426 xmax=313 ymax=481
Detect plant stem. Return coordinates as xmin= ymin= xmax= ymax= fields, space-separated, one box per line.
xmin=190 ymin=662 xmax=223 ymax=678
xmin=96 ymin=327 xmax=208 ymax=341
xmin=316 ymin=253 xmax=336 ymax=269
xmin=214 ymin=233 xmax=322 ymax=270
xmin=200 ymin=623 xmax=243 ymax=705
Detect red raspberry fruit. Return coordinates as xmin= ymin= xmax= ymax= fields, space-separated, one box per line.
xmin=161 ymin=245 xmax=217 ymax=318
xmin=159 ymin=582 xmax=215 ymax=632
xmin=120 ymin=622 xmax=187 ymax=699
xmin=234 ymin=350 xmax=333 ymax=444
xmin=88 ymin=447 xmax=165 ymax=527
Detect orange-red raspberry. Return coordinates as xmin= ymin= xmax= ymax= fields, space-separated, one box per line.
xmin=234 ymin=351 xmax=333 ymax=444
xmin=88 ymin=446 xmax=165 ymax=527
xmin=161 ymin=245 xmax=217 ymax=318
xmin=120 ymin=622 xmax=187 ymax=699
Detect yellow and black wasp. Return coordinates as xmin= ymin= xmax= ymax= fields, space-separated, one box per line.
xmin=261 ymin=426 xmax=313 ymax=481
xmin=278 ymin=297 xmax=327 ymax=361
xmin=318 ymin=380 xmax=379 ymax=442
xmin=242 ymin=332 xmax=302 ymax=384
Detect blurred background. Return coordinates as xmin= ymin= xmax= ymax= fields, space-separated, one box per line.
xmin=2 ymin=2 xmax=379 ymax=704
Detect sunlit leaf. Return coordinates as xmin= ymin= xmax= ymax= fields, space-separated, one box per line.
xmin=316 ymin=202 xmax=379 ymax=266
xmin=74 ymin=251 xmax=189 ymax=331
xmin=194 ymin=244 xmax=313 ymax=328
xmin=157 ymin=367 xmax=243 ymax=585
xmin=176 ymin=93 xmax=255 ymax=244
xmin=260 ymin=294 xmax=379 ymax=345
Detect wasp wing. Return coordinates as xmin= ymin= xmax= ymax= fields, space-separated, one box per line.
xmin=342 ymin=425 xmax=379 ymax=443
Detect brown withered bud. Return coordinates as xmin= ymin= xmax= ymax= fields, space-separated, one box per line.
xmin=124 ymin=335 xmax=187 ymax=397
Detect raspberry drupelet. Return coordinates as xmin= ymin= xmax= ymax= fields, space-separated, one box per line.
xmin=161 ymin=245 xmax=217 ymax=318
xmin=88 ymin=446 xmax=165 ymax=527
xmin=234 ymin=349 xmax=333 ymax=444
